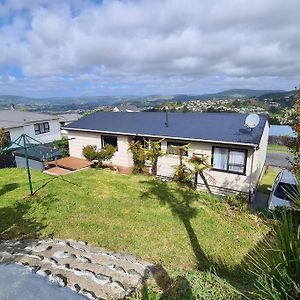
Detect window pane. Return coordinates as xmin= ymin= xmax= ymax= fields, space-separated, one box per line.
xmin=228 ymin=150 xmax=246 ymax=173
xmin=102 ymin=135 xmax=118 ymax=148
xmin=43 ymin=122 xmax=49 ymax=132
xmin=34 ymin=124 xmax=41 ymax=135
xmin=213 ymin=148 xmax=228 ymax=170
xmin=167 ymin=142 xmax=188 ymax=156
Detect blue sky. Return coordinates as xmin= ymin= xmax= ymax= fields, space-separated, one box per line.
xmin=0 ymin=0 xmax=300 ymax=97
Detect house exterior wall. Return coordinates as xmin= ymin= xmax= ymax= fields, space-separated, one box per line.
xmin=67 ymin=130 xmax=133 ymax=167
xmin=67 ymin=129 xmax=268 ymax=195
xmin=7 ymin=119 xmax=61 ymax=144
xmin=251 ymin=121 xmax=269 ymax=190
xmin=157 ymin=139 xmax=255 ymax=195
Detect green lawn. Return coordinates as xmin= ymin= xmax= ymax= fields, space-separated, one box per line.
xmin=267 ymin=144 xmax=289 ymax=153
xmin=257 ymin=168 xmax=279 ymax=194
xmin=0 ymin=168 xmax=270 ymax=298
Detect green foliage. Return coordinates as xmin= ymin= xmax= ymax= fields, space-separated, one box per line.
xmin=145 ymin=139 xmax=165 ymax=176
xmin=249 ymin=210 xmax=300 ymax=299
xmin=223 ymin=193 xmax=249 ymax=211
xmin=0 ymin=128 xmax=9 ymax=149
xmin=97 ymin=144 xmax=116 ymax=165
xmin=52 ymin=137 xmax=69 ymax=157
xmin=82 ymin=144 xmax=116 ymax=166
xmin=173 ymin=164 xmax=193 ymax=186
xmin=128 ymin=140 xmax=147 ymax=174
xmin=189 ymin=154 xmax=211 ymax=190
xmin=172 ymin=144 xmax=192 ymax=186
xmin=82 ymin=145 xmax=98 ymax=161
xmin=284 ymin=88 xmax=300 ymax=173
xmin=133 ymin=270 xmax=243 ymax=300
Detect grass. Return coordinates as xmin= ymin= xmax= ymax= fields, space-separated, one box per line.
xmin=267 ymin=144 xmax=289 ymax=153
xmin=257 ymin=168 xmax=279 ymax=195
xmin=0 ymin=167 xmax=270 ymax=297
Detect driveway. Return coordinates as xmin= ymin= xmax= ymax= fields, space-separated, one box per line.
xmin=266 ymin=151 xmax=293 ymax=168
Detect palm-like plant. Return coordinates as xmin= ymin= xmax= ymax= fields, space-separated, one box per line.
xmin=173 ymin=144 xmax=192 ymax=185
xmin=189 ymin=154 xmax=212 ymax=191
xmin=249 ymin=182 xmax=300 ymax=299
xmin=128 ymin=140 xmax=147 ymax=174
xmin=145 ymin=139 xmax=165 ymax=176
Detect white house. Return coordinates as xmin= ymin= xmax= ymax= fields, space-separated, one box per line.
xmin=0 ymin=110 xmax=61 ymax=144
xmin=65 ymin=112 xmax=269 ymax=197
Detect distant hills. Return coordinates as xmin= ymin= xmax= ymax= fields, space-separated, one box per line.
xmin=0 ymin=88 xmax=295 ymax=111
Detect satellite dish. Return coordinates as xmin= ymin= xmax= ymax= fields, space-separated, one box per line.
xmin=245 ymin=113 xmax=260 ymax=130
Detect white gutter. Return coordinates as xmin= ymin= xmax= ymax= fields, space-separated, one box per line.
xmin=64 ymin=127 xmax=258 ymax=148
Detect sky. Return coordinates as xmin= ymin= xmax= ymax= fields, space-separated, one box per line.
xmin=0 ymin=0 xmax=300 ymax=97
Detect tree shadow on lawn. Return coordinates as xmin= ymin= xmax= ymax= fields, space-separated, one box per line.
xmin=139 ymin=179 xmax=272 ymax=299
xmin=0 ymin=183 xmax=19 ymax=197
xmin=0 ymin=193 xmax=59 ymax=240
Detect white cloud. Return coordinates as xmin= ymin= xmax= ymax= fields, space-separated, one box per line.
xmin=0 ymin=0 xmax=300 ymax=96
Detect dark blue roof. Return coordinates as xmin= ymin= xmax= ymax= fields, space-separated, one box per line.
xmin=66 ymin=112 xmax=268 ymax=146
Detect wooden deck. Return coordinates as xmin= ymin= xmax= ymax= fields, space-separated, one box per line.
xmin=45 ymin=157 xmax=93 ymax=176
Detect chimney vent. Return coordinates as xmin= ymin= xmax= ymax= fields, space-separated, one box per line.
xmin=165 ymin=106 xmax=169 ymax=127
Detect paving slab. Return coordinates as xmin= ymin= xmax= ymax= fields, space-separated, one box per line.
xmin=0 ymin=239 xmax=154 ymax=300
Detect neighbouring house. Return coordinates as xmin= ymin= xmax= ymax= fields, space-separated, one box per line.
xmin=0 ymin=109 xmax=61 ymax=168
xmin=0 ymin=110 xmax=61 ymax=144
xmin=65 ymin=112 xmax=269 ymax=196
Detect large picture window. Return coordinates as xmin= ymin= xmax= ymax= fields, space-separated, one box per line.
xmin=167 ymin=141 xmax=189 ymax=156
xmin=102 ymin=135 xmax=118 ymax=150
xmin=34 ymin=122 xmax=50 ymax=135
xmin=212 ymin=147 xmax=247 ymax=175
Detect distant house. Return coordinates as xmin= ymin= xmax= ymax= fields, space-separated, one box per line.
xmin=58 ymin=113 xmax=81 ymax=136
xmin=112 ymin=104 xmax=139 ymax=112
xmin=65 ymin=112 xmax=269 ymax=196
xmin=0 ymin=110 xmax=61 ymax=144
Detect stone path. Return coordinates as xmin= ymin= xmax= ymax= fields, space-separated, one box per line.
xmin=0 ymin=239 xmax=154 ymax=300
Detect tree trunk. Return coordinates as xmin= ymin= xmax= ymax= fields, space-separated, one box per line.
xmin=194 ymin=172 xmax=198 ymax=189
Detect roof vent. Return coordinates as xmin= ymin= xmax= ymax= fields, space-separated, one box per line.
xmin=165 ymin=106 xmax=169 ymax=127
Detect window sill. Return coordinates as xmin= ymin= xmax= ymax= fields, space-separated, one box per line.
xmin=211 ymin=168 xmax=246 ymax=176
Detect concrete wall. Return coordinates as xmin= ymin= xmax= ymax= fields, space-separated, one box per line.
xmin=68 ymin=130 xmax=133 ymax=167
xmin=7 ymin=119 xmax=61 ymax=144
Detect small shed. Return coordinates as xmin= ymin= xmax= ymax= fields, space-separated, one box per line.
xmin=14 ymin=145 xmax=61 ymax=171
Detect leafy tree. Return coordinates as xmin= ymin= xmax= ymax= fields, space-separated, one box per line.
xmin=284 ymin=87 xmax=300 ymax=173
xmin=52 ymin=137 xmax=69 ymax=157
xmin=145 ymin=139 xmax=165 ymax=176
xmin=82 ymin=144 xmax=116 ymax=167
xmin=189 ymin=154 xmax=212 ymax=191
xmin=128 ymin=140 xmax=147 ymax=174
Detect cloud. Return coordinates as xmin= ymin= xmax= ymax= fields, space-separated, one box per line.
xmin=0 ymin=0 xmax=300 ymax=96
